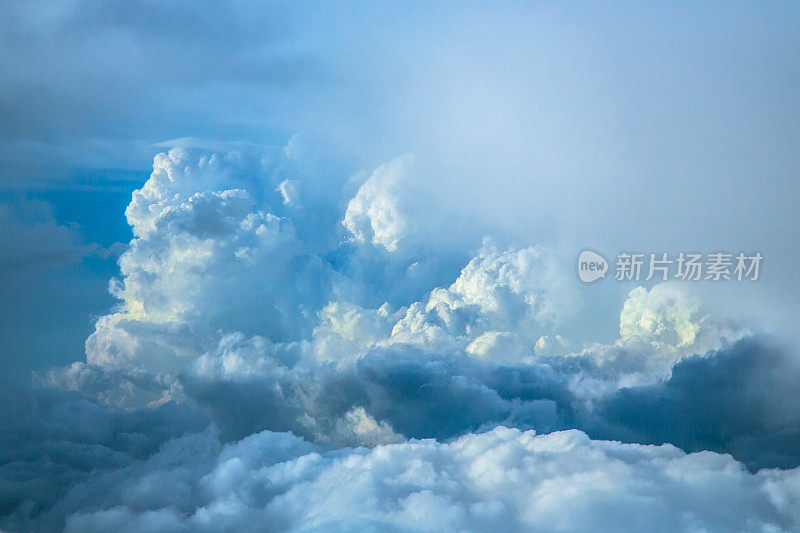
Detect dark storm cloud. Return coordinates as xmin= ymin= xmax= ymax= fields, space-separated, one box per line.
xmin=0 ymin=384 xmax=208 ymax=529
xmin=590 ymin=336 xmax=800 ymax=471
xmin=182 ymin=337 xmax=800 ymax=472
xmin=182 ymin=348 xmax=574 ymax=444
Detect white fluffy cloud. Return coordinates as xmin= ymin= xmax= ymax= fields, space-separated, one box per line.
xmin=58 ymin=427 xmax=800 ymax=532
xmin=389 ymin=243 xmax=579 ymax=360
xmin=85 ymin=149 xmax=331 ymax=373
xmin=342 ymin=157 xmax=412 ymax=252
xmin=572 ymin=283 xmax=745 ymax=385
xmin=619 ymin=282 xmax=726 ymax=350
xmin=84 ymin=148 xmax=582 ymax=375
xmin=308 ymin=242 xmax=579 ymax=364
xmin=310 ymin=301 xmax=402 ymax=363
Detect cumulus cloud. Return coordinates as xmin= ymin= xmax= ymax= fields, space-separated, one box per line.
xmin=8 ymin=147 xmax=800 ymax=531
xmin=78 ymin=148 xmax=585 ymax=378
xmin=179 ymin=336 xmax=800 ymax=471
xmin=44 ymin=150 xmax=795 ymax=465
xmin=570 ymin=283 xmax=744 ymax=385
xmin=590 ymin=336 xmax=800 ymax=471
xmin=389 ymin=243 xmax=579 ymax=358
xmin=3 ymin=0 xmax=800 ymax=528
xmin=343 ymin=157 xmax=411 ymax=252
xmin=331 ymin=407 xmax=405 ymax=448
xmin=83 ymin=148 xmax=478 ymax=375
xmin=85 ymin=148 xmax=333 ymax=373
xmin=310 ymin=301 xmax=401 ymax=363
xmin=44 ymin=362 xmax=181 ymax=410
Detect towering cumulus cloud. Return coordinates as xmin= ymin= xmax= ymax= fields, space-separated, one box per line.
xmin=4 ymin=147 xmax=800 ymax=531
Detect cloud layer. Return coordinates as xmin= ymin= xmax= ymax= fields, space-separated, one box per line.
xmin=3 ymin=147 xmax=800 ymax=531
xmin=9 ymin=421 xmax=800 ymax=532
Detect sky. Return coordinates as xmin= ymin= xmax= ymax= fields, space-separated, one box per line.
xmin=2 ymin=2 xmax=800 ymax=531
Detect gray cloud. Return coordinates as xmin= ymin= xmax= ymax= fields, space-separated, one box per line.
xmin=590 ymin=336 xmax=800 ymax=471
xmin=0 ymin=199 xmax=120 ymax=379
xmin=0 ymin=201 xmax=89 ymax=269
xmin=0 ymin=0 xmax=315 ymax=186
xmin=0 ymin=385 xmax=207 ymax=529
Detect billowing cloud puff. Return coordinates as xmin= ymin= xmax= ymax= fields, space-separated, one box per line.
xmin=619 ymin=283 xmax=707 ymax=347
xmin=330 ymin=406 xmax=405 ymax=448
xmin=572 ymin=283 xmax=743 ymax=384
xmin=166 ymin=323 xmax=799 ymax=472
xmin=310 ymin=301 xmax=402 ymax=363
xmin=342 ymin=157 xmax=411 ymax=252
xmin=309 ymin=242 xmax=578 ymax=364
xmin=84 ymin=148 xmax=582 ymax=376
xmin=85 ymin=149 xmax=332 ymax=373
xmin=51 ymin=151 xmax=793 ymax=467
xmin=390 ymin=243 xmax=579 ymax=359
xmin=8 ymin=337 xmax=800 ymax=530
xmin=44 ymin=362 xmax=181 ymax=410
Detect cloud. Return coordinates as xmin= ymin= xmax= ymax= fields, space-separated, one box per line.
xmin=7 ymin=147 xmax=800 ymax=530
xmin=179 ymin=335 xmax=800 ymax=472
xmin=0 ymin=199 xmax=120 ymax=379
xmin=85 ymin=148 xmax=335 ymax=372
xmin=33 ymin=150 xmax=792 ymax=473
xmin=0 ymin=1 xmax=315 ymax=186
xmin=590 ymin=336 xmax=800 ymax=471
xmin=570 ymin=283 xmax=744 ymax=385
xmin=331 ymin=407 xmax=405 ymax=448
xmin=389 ymin=242 xmax=580 ymax=358
xmin=9 ymin=342 xmax=800 ymax=531
xmin=3 ymin=1 xmax=800 ymax=528
xmin=11 ymin=426 xmax=799 ymax=532
xmin=343 ymin=157 xmax=411 ymax=252
xmin=83 ymin=148 xmax=579 ymax=376
xmin=0 ymin=385 xmax=207 ymax=530
xmin=0 ymin=200 xmax=90 ymax=270
xmin=44 ymin=362 xmax=181 ymax=410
